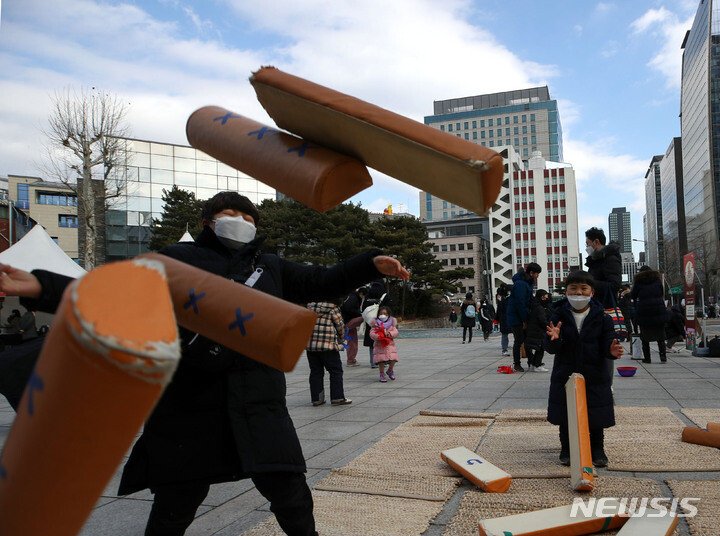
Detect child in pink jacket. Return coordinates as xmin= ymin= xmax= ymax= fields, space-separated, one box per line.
xmin=370 ymin=306 xmax=400 ymax=382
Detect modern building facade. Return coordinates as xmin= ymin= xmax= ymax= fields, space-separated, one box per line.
xmin=513 ymin=152 xmax=580 ymax=293
xmin=608 ymin=207 xmax=632 ymax=253
xmin=424 ymin=86 xmax=563 ymax=163
xmin=104 ymin=137 xmax=276 ymax=263
xmin=644 ymin=155 xmax=664 ymax=271
xmin=8 ymin=175 xmax=78 ymax=260
xmin=681 ymin=0 xmax=720 ymax=287
xmin=620 ymin=252 xmax=643 ymax=285
xmin=659 ymin=137 xmax=687 ymax=287
xmin=424 ymin=216 xmax=490 ymax=297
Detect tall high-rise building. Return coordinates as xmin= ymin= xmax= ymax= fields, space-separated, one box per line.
xmin=644 ymin=155 xmax=664 ymax=271
xmin=659 ymin=137 xmax=687 ymax=288
xmin=424 ymin=86 xmax=563 ymax=163
xmin=681 ymin=0 xmax=720 ymax=284
xmin=608 ymin=207 xmax=632 ymax=253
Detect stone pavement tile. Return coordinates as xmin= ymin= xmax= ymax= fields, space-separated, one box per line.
xmin=321 ymin=405 xmax=399 ymax=422
xmin=659 ymin=379 xmax=717 ymax=388
xmin=299 ymin=438 xmax=340 ymax=459
xmin=666 ymin=388 xmax=720 ymax=400
xmin=201 ymin=479 xmax=257 ymax=507
xmin=428 ymin=398 xmax=499 ymax=411
xmin=502 ymin=384 xmax=552 ymax=399
xmin=487 ymin=397 xmax=549 ymax=411
xmin=287 ymin=405 xmax=348 ymax=420
xmin=674 ymin=398 xmax=720 ymax=408
xmin=403 ymin=379 xmax=456 ymax=388
xmin=382 ymin=397 xmax=445 ymax=423
xmin=210 ymin=510 xmax=273 ymax=536
xmin=433 ymin=380 xmax=473 ymax=398
xmin=359 ymin=395 xmax=430 ymax=408
xmin=612 ymin=390 xmax=673 ymax=400
xmin=81 ymin=497 xmax=201 ymax=536
xmin=185 ymin=488 xmax=269 ymax=536
xmin=295 ymin=420 xmax=376 ymax=441
xmin=305 ymin=422 xmax=398 ymax=469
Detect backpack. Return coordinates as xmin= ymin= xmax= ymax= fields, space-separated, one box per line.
xmin=361 ymin=293 xmax=387 ymax=325
xmin=464 ymin=304 xmax=476 ymax=318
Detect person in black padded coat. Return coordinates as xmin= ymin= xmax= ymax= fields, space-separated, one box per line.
xmin=0 ymin=192 xmax=409 ymax=536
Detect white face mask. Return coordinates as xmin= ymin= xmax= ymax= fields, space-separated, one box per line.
xmin=567 ymin=295 xmax=591 ymax=311
xmin=585 ymin=245 xmax=594 ymax=256
xmin=378 ymin=314 xmax=388 ymax=321
xmin=214 ymin=216 xmax=256 ymax=249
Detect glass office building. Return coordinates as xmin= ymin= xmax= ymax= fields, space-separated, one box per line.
xmin=681 ymin=0 xmax=720 ymax=272
xmin=105 ymin=137 xmax=275 ymax=262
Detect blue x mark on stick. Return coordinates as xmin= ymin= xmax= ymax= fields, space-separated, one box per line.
xmin=228 ymin=308 xmax=254 ymax=336
xmin=213 ymin=112 xmax=241 ymax=125
xmin=27 ymin=371 xmax=44 ymax=416
xmin=183 ymin=288 xmax=206 ymax=314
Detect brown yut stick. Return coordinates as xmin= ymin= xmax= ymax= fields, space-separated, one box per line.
xmin=250 ymin=66 xmax=504 ymax=215
xmin=682 ymin=426 xmax=720 ymax=448
xmin=186 ymin=106 xmax=372 ymax=212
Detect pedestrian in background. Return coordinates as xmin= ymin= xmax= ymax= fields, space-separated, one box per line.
xmin=460 ymin=292 xmax=477 ymax=344
xmin=495 ymin=286 xmax=511 ymax=356
xmin=306 ymin=301 xmax=352 ymax=406
xmin=448 ymin=307 xmax=458 ymax=329
xmin=507 ymin=263 xmax=542 ymax=372
xmin=479 ymin=297 xmax=494 ymax=341
xmin=370 ymin=305 xmax=400 ymax=382
xmin=340 ymin=287 xmax=366 ymax=366
xmin=631 ymin=266 xmax=669 ymax=364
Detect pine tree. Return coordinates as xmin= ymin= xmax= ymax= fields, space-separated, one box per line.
xmin=149 ymin=186 xmax=203 ymax=251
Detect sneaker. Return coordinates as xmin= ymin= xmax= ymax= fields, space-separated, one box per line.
xmin=592 ymin=450 xmax=608 ymax=468
xmin=462 ymin=341 xmax=466 ymax=344
xmin=502 ymin=351 xmax=510 ymax=356
xmin=387 ymin=370 xmax=396 ymax=381
xmin=346 ymin=361 xmax=359 ymax=367
xmin=535 ymin=365 xmax=549 ymax=372
xmin=513 ymin=364 xmax=525 ymax=372
xmin=528 ymin=365 xmax=535 ymax=372
xmin=312 ymin=399 xmax=325 ymax=406
xmin=559 ymin=449 xmax=570 ymax=466
xmin=379 ymin=372 xmax=387 ymax=383
xmin=331 ymin=398 xmax=352 ymax=405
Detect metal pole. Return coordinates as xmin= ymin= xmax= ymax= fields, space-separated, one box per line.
xmin=8 ymin=200 xmax=12 ymax=247
xmin=701 ymin=286 xmax=707 ymax=346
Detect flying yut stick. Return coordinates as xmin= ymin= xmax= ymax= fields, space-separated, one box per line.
xmin=142 ymin=253 xmax=317 ymax=372
xmin=565 ymin=373 xmax=595 ymax=491
xmin=440 ymin=446 xmax=511 ymax=493
xmin=0 ymin=258 xmax=180 ymax=536
xmin=186 ymin=107 xmax=373 ymax=212
xmin=250 ymin=66 xmax=504 ymax=215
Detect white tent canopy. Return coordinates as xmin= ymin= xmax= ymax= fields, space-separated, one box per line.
xmin=0 ymin=225 xmax=86 ymax=279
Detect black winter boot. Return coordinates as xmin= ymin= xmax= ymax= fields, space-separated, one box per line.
xmin=590 ymin=428 xmax=608 ymax=468
xmin=559 ymin=425 xmax=570 ymax=466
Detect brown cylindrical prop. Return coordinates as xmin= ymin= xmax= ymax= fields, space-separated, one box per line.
xmin=682 ymin=426 xmax=720 ymax=448
xmin=706 ymin=422 xmax=720 ymax=433
xmin=0 ymin=258 xmax=180 ymax=536
xmin=142 ymin=253 xmax=317 ymax=372
xmin=186 ymin=106 xmax=372 ymax=212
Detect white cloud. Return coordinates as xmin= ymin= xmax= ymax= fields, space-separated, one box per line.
xmin=599 ymin=40 xmax=620 ymax=58
xmin=594 ymin=2 xmax=616 ymax=15
xmin=630 ymin=7 xmax=694 ymax=89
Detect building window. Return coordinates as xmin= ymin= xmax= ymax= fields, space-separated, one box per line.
xmin=441 ymin=259 xmax=448 ymax=266
xmin=472 ymin=132 xmax=477 ymax=140
xmin=433 ymin=245 xmax=439 ymax=252
xmin=459 ymin=258 xmax=466 ymax=265
xmin=38 ymin=192 xmax=78 ymax=206
xmin=464 ymin=133 xmax=469 ymax=140
xmin=481 ymin=131 xmax=486 ymax=139
xmin=441 ymin=244 xmax=448 ymax=251
xmin=450 ymin=258 xmax=457 ymax=266
xmin=450 ymin=244 xmax=456 ymax=251
xmin=456 ymin=122 xmax=461 ymax=130
xmin=504 ymin=117 xmax=510 ymax=125
xmin=489 ymin=141 xmax=494 ymax=147
xmin=448 ymin=124 xmax=453 ymax=132
xmin=458 ymin=243 xmax=465 ymax=251
xmin=464 ymin=122 xmax=469 ymax=129
xmin=440 ymin=125 xmax=445 ymax=131
xmin=468 ymin=257 xmax=474 ymax=264
xmin=522 ymin=115 xmax=527 ymax=123
xmin=522 ymin=126 xmax=528 ymax=134
xmin=513 ymin=116 xmax=518 ymax=124
xmin=497 ymin=129 xmax=502 ymax=136
xmin=16 ymin=183 xmax=30 ymax=209
xmin=480 ymin=120 xmax=485 ymax=127
xmin=530 ymin=114 xmax=535 ymax=121
xmin=58 ymin=214 xmax=79 ymax=228
xmin=467 ymin=242 xmax=474 ymax=249
xmin=472 ymin=120 xmax=477 ymax=128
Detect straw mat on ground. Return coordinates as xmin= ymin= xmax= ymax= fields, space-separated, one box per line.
xmin=681 ymin=408 xmax=720 ymax=428
xmin=667 ymin=479 xmax=719 ymax=536
xmin=443 ymin=476 xmax=669 ymax=536
xmin=344 ymin=415 xmax=490 ymax=477
xmin=313 ymin=467 xmax=461 ymax=501
xmin=606 ymin=407 xmax=720 ymax=472
xmin=241 ymin=490 xmax=443 ymax=536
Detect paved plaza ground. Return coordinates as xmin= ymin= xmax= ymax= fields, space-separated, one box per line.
xmin=1 ymin=324 xmax=720 ymax=535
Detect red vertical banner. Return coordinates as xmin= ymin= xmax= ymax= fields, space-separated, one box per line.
xmin=683 ymin=252 xmax=696 ymax=350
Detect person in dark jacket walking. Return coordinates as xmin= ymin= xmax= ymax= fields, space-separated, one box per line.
xmin=479 ymin=298 xmax=495 ymax=341
xmin=460 ymin=292 xmax=477 ymax=343
xmin=545 ymin=271 xmax=623 ymax=468
xmin=448 ymin=307 xmax=458 ymax=329
xmin=524 ymin=289 xmax=550 ymax=372
xmin=495 ymin=286 xmax=511 ymax=356
xmin=507 ymin=263 xmax=542 ymax=372
xmin=0 ymin=192 xmax=409 ymax=536
xmin=584 ymin=228 xmax=622 ymax=309
xmin=617 ymin=285 xmax=636 ymax=335
xmin=665 ymin=304 xmax=686 ymax=352
xmin=631 ymin=266 xmax=669 ymax=363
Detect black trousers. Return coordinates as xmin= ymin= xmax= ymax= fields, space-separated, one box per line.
xmin=511 ymin=326 xmax=526 ymax=366
xmin=462 ymin=326 xmax=473 ymax=342
xmin=145 ymin=472 xmax=317 ymax=536
xmin=642 ymin=339 xmax=667 ymax=360
xmin=527 ymin=346 xmax=544 ymax=367
xmin=559 ymin=424 xmax=605 ymax=453
xmin=307 ymin=349 xmax=345 ymax=402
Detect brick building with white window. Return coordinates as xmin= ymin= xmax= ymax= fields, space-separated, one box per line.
xmin=513 ymin=152 xmax=580 ymax=292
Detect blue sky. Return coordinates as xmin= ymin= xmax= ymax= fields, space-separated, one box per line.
xmin=0 ymin=0 xmax=700 ymax=257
